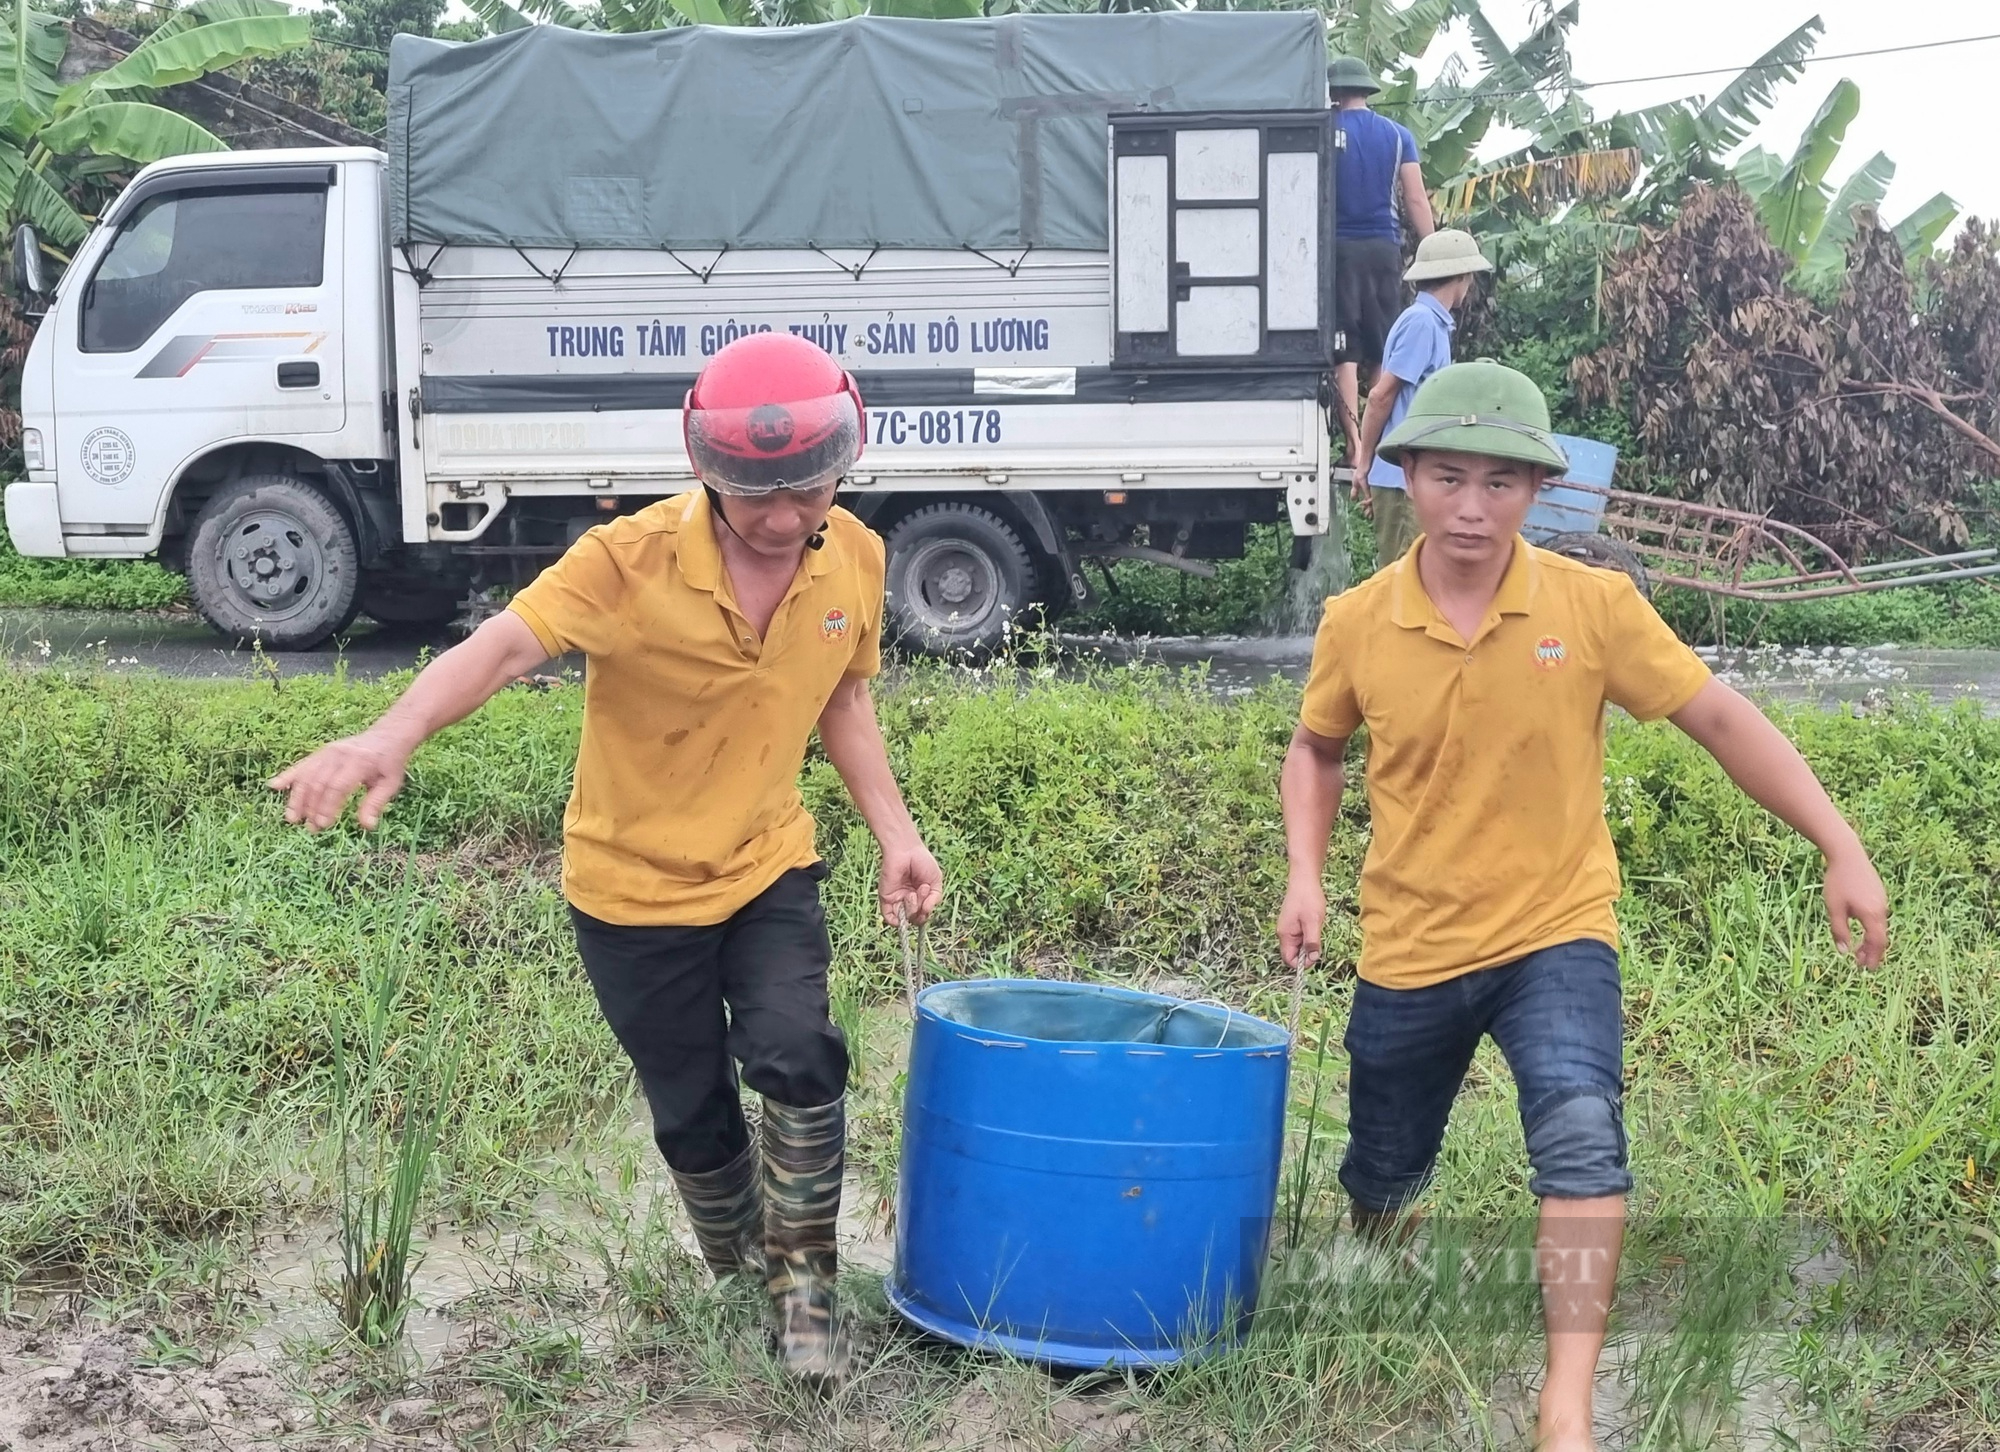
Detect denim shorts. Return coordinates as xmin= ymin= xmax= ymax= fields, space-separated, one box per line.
xmin=1338 ymin=938 xmax=1631 ymax=1211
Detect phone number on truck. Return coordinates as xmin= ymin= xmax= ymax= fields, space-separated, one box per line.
xmin=872 ymin=408 xmax=1002 ymax=446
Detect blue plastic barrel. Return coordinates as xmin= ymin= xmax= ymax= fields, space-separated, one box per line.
xmin=887 ymin=979 xmax=1290 ymax=1368
xmin=1522 ymin=434 xmax=1620 ymax=544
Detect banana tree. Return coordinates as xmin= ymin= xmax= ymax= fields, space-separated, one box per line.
xmin=1732 ymin=78 xmax=1957 ymax=286
xmin=0 ymin=0 xmax=311 ymax=250
xmin=1391 ymin=2 xmax=1654 ymax=249
xmin=1416 ymin=11 xmax=1825 ymax=232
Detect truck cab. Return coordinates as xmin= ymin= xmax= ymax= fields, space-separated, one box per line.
xmin=7 ymin=148 xmax=398 ymax=644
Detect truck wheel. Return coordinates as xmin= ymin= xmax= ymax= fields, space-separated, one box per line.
xmin=186 ymin=475 xmax=361 ymax=649
xmin=1542 ymin=531 xmax=1651 ymax=599
xmin=884 ymin=503 xmax=1036 ymax=656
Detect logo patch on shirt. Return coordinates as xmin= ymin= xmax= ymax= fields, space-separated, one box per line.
xmin=821 ymin=607 xmax=850 ymax=642
xmin=1535 ymin=635 xmax=1568 ymax=669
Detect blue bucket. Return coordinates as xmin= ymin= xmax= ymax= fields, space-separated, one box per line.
xmin=1522 ymin=434 xmax=1619 ymax=545
xmin=887 ymin=979 xmax=1290 ymax=1368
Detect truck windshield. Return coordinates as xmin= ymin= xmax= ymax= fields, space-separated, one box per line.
xmin=80 ymin=184 xmax=327 ymax=354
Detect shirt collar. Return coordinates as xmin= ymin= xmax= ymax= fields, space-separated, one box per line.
xmin=1389 ymin=534 xmax=1539 ymax=642
xmin=1493 ymin=535 xmax=1538 ymax=614
xmin=1415 ymin=290 xmax=1456 ymax=333
xmin=675 ymin=488 xmax=843 ymax=594
xmin=676 ymin=490 xmax=721 ymax=593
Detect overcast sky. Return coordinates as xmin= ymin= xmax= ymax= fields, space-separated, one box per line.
xmin=1429 ymin=0 xmax=1999 ymax=233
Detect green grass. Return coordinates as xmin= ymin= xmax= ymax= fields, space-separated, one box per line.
xmin=1 ymin=655 xmax=1997 ymax=1445
xmin=0 ymin=527 xmax=188 ymax=610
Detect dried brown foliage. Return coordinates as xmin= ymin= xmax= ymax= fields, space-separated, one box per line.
xmin=1928 ymin=217 xmax=2000 ymax=433
xmin=1574 ymin=184 xmax=2000 ymax=555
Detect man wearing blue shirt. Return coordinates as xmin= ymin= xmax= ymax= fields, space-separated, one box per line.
xmin=1352 ymin=229 xmax=1493 ymax=565
xmin=1327 ymin=55 xmax=1434 ymax=471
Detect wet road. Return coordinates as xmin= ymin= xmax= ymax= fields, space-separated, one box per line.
xmin=0 ymin=608 xmax=467 ymax=681
xmin=4 ymin=607 xmax=2000 ymax=711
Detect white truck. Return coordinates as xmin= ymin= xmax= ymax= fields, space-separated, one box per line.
xmin=4 ymin=12 xmax=1339 ymax=652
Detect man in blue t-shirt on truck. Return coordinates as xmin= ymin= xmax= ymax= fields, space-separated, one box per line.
xmin=1327 ymin=55 xmax=1433 ymax=477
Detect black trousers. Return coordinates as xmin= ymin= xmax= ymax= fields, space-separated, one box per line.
xmin=571 ymin=863 xmax=849 ymax=1175
xmin=1334 ymin=236 xmax=1406 ymax=368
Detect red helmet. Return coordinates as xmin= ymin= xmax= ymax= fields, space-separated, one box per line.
xmin=683 ymin=332 xmax=865 ymax=496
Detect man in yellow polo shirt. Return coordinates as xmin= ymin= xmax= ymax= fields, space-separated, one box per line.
xmin=1276 ymin=361 xmax=1888 ymax=1451
xmin=271 ymin=334 xmax=941 ymax=1382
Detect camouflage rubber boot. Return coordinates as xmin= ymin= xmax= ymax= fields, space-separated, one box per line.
xmin=761 ymin=1096 xmax=849 ymax=1381
xmin=669 ymin=1140 xmax=766 ymax=1283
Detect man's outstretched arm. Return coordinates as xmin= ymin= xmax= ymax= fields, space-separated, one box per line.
xmin=1668 ymin=678 xmax=1888 ymax=966
xmin=269 ymin=610 xmax=552 ymax=831
xmin=817 ymin=674 xmax=944 ymax=926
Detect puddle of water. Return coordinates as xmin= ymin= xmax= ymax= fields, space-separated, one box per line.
xmin=8 ymin=605 xmax=1999 ymax=713
xmin=0 ymin=607 xmax=591 ymax=684
xmin=0 ymin=607 xmax=464 ymax=683
xmin=1056 ymin=632 xmax=1315 ymax=698
xmin=1698 ymin=643 xmax=2000 ymax=711
xmin=1061 ymin=634 xmax=2000 ymax=712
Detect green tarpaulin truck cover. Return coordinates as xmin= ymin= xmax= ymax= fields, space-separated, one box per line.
xmin=387 ymin=12 xmax=1326 ymax=252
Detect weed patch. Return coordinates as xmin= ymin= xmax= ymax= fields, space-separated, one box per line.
xmin=1 ymin=657 xmax=1997 ymax=1444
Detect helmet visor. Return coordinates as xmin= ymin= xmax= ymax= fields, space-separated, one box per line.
xmin=685 ymin=389 xmax=862 ymax=497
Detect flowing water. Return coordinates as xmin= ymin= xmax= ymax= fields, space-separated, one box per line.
xmin=1067 ymin=634 xmax=2000 ymax=712
xmin=5 ymin=607 xmax=2000 ymax=712
xmin=1266 ymin=526 xmax=1351 ymax=636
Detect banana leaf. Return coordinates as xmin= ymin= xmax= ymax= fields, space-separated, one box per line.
xmin=667 ymin=0 xmax=756 ymax=24
xmin=1759 ymin=79 xmax=1859 ymax=260
xmin=0 ymin=0 xmax=66 ymax=132
xmin=145 ymin=0 xmax=295 ymax=45
xmin=38 ymin=99 xmax=226 ymax=162
xmin=1890 ymin=193 xmax=1959 ymax=263
xmin=1800 ymin=151 xmax=1894 ymax=281
xmin=59 ymin=14 xmax=312 ymax=110
xmin=461 ymin=0 xmax=534 ymax=31
xmin=1693 ymin=17 xmax=1821 ymax=154
xmin=872 ymin=0 xmax=982 ymax=16
xmin=1730 ymin=145 xmax=1784 ymax=201
xmin=0 ymin=142 xmax=85 ymax=244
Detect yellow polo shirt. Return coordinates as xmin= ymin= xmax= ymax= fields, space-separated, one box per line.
xmin=1301 ymin=537 xmax=1711 ymax=990
xmin=507 ymin=491 xmax=884 ymax=926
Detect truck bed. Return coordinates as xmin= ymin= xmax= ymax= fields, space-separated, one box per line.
xmin=408 ymin=247 xmax=1326 ymax=540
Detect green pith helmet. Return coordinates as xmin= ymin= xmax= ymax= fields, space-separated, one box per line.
xmin=1326 ymin=54 xmax=1383 ymax=96
xmin=1378 ymin=359 xmax=1570 ymax=472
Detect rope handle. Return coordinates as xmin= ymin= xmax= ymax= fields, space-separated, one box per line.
xmin=1287 ymin=949 xmax=1316 ymax=1045
xmin=897 ymin=904 xmax=929 ymax=1019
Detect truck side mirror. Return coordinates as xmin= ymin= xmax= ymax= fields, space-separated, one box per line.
xmin=11 ymin=223 xmax=45 ymax=311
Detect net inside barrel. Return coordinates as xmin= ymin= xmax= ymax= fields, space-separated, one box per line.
xmin=889 ymin=979 xmax=1292 ymax=1368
